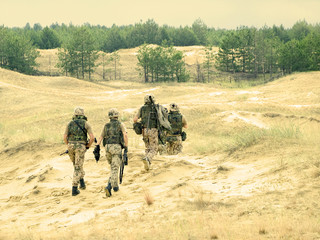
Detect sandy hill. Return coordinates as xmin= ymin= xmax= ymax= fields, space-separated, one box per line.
xmin=36 ymin=46 xmax=217 ymax=81
xmin=1 ymin=67 xmax=320 ymax=239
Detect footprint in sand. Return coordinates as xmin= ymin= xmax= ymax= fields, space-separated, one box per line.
xmin=50 ymin=189 xmax=69 ymax=197
xmin=8 ymin=195 xmax=22 ymax=202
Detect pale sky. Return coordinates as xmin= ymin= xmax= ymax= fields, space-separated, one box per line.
xmin=1 ymin=0 xmax=320 ymax=29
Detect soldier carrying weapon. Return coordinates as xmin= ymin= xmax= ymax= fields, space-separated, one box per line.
xmin=96 ymin=108 xmax=128 ymax=197
xmin=133 ymin=94 xmax=170 ymax=171
xmin=63 ymin=107 xmax=95 ymax=196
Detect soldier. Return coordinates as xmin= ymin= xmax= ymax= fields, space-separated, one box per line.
xmin=96 ymin=108 xmax=128 ymax=197
xmin=133 ymin=94 xmax=168 ymax=171
xmin=157 ymin=106 xmax=169 ymax=155
xmin=166 ymin=103 xmax=188 ymax=155
xmin=63 ymin=107 xmax=95 ymax=196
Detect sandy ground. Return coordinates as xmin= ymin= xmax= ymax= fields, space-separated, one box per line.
xmin=36 ymin=46 xmax=216 ymax=81
xmin=1 ymin=62 xmax=320 ymax=239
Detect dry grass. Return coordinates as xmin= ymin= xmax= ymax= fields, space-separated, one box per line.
xmin=144 ymin=189 xmax=154 ymax=206
xmin=1 ymin=52 xmax=320 ymax=239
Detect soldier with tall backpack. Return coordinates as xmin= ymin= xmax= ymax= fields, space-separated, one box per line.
xmin=63 ymin=107 xmax=95 ymax=196
xmin=166 ymin=103 xmax=188 ymax=155
xmin=133 ymin=94 xmax=171 ymax=171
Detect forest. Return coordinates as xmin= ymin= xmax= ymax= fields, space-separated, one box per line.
xmin=0 ymin=19 xmax=319 ymax=80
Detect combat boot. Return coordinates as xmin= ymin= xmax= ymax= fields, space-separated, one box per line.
xmin=79 ymin=178 xmax=86 ymax=190
xmin=105 ymin=182 xmax=112 ymax=197
xmin=72 ymin=186 xmax=80 ymax=196
xmin=142 ymin=157 xmax=150 ymax=171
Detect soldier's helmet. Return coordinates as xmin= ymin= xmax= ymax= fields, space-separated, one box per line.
xmin=170 ymin=103 xmax=179 ymax=111
xmin=74 ymin=107 xmax=85 ymax=116
xmin=108 ymin=108 xmax=119 ymax=118
xmin=144 ymin=94 xmax=155 ymax=104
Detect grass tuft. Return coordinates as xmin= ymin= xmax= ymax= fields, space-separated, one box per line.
xmin=144 ymin=190 xmax=154 ymax=206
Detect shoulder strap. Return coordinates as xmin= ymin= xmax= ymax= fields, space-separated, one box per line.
xmin=73 ymin=120 xmax=87 ymax=136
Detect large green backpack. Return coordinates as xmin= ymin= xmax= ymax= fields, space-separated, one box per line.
xmin=140 ymin=104 xmax=158 ymax=129
xmin=67 ymin=116 xmax=87 ymax=142
xmin=168 ymin=111 xmax=183 ymax=135
xmin=103 ymin=119 xmax=125 ymax=148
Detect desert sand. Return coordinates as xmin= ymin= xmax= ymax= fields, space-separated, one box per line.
xmin=1 ymin=48 xmax=320 ymax=239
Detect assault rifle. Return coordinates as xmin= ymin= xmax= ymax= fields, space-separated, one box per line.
xmin=119 ymin=147 xmax=128 ymax=184
xmin=149 ymin=96 xmax=165 ymax=144
xmin=60 ymin=150 xmax=69 ymax=156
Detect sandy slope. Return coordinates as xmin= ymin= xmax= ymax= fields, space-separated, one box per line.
xmin=1 ymin=68 xmax=320 ymax=239
xmin=36 ymin=46 xmax=217 ymax=81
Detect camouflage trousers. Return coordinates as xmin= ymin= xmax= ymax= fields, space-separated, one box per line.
xmin=105 ymin=144 xmax=122 ymax=189
xmin=68 ymin=143 xmax=86 ymax=187
xmin=158 ymin=144 xmax=167 ymax=155
xmin=142 ymin=128 xmax=158 ymax=162
xmin=166 ymin=135 xmax=183 ymax=155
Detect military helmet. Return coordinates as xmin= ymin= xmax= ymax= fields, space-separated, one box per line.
xmin=108 ymin=108 xmax=119 ymax=118
xmin=144 ymin=94 xmax=155 ymax=104
xmin=170 ymin=103 xmax=179 ymax=111
xmin=74 ymin=107 xmax=85 ymax=116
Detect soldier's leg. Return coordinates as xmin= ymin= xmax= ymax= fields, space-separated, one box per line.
xmin=171 ymin=141 xmax=182 ymax=155
xmin=72 ymin=144 xmax=86 ymax=187
xmin=166 ymin=141 xmax=174 ymax=155
xmin=143 ymin=128 xmax=151 ymax=156
xmin=106 ymin=148 xmax=112 ymax=165
xmin=158 ymin=144 xmax=167 ymax=155
xmin=67 ymin=144 xmax=76 ymax=165
xmin=146 ymin=129 xmax=158 ymax=162
xmin=106 ymin=144 xmax=122 ymax=194
xmin=110 ymin=154 xmax=121 ymax=190
xmin=176 ymin=139 xmax=183 ymax=154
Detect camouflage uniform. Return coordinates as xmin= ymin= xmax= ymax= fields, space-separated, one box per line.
xmin=135 ymin=95 xmax=160 ymax=170
xmin=101 ymin=116 xmax=126 ymax=191
xmin=158 ymin=107 xmax=168 ymax=155
xmin=158 ymin=142 xmax=167 ymax=155
xmin=64 ymin=109 xmax=93 ymax=188
xmin=142 ymin=128 xmax=158 ymax=160
xmin=68 ymin=143 xmax=87 ymax=186
xmin=166 ymin=104 xmax=187 ymax=155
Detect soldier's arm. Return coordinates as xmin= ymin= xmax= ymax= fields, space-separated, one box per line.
xmin=63 ymin=125 xmax=69 ymax=144
xmin=96 ymin=136 xmax=103 ymax=145
xmin=182 ymin=116 xmax=188 ymax=129
xmin=86 ymin=123 xmax=95 ymax=148
xmin=96 ymin=127 xmax=105 ymax=145
xmin=133 ymin=108 xmax=141 ymax=123
xmin=87 ymin=133 xmax=95 ymax=148
xmin=121 ymin=123 xmax=128 ymax=147
xmin=63 ymin=134 xmax=68 ymax=145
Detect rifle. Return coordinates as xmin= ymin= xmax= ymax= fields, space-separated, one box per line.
xmin=93 ymin=138 xmax=100 ymax=163
xmin=60 ymin=150 xmax=68 ymax=156
xmin=119 ymin=147 xmax=128 ymax=184
xmin=149 ymin=96 xmax=165 ymax=145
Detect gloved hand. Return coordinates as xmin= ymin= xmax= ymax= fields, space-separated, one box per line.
xmin=93 ymin=144 xmax=100 ymax=162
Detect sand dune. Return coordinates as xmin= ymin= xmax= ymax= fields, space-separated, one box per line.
xmin=1 ymin=65 xmax=320 ymax=239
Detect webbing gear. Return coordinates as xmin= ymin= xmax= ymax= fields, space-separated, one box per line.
xmin=141 ymin=104 xmax=157 ymax=129
xmin=67 ymin=116 xmax=88 ymax=143
xmin=168 ymin=111 xmax=183 ymax=135
xmin=102 ymin=119 xmax=124 ymax=147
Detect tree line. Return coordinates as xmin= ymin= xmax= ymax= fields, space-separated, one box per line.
xmin=0 ymin=19 xmax=320 ymax=79
xmin=214 ymin=24 xmax=320 ymax=79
